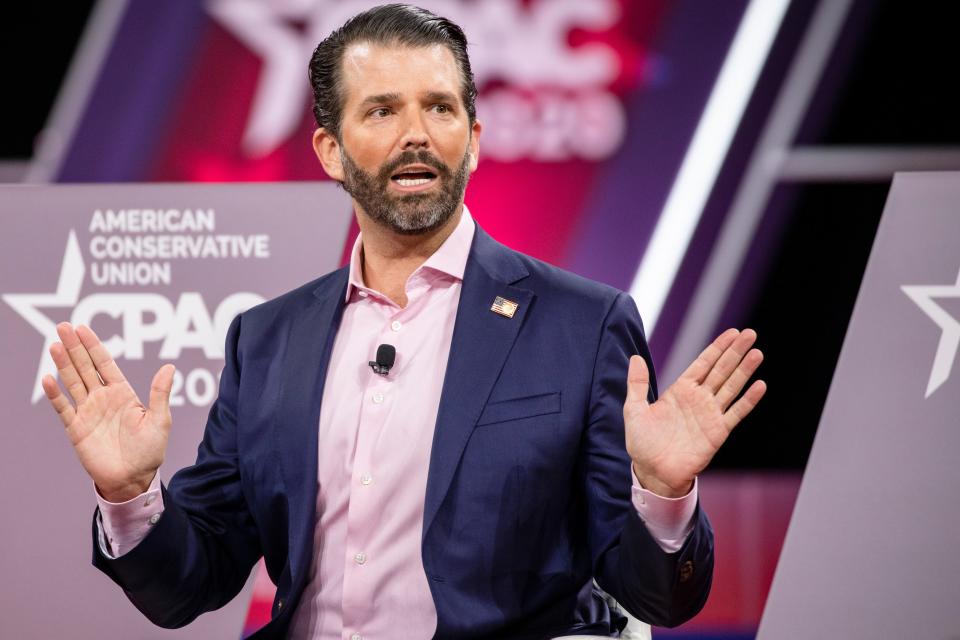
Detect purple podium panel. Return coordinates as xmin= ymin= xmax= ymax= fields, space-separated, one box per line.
xmin=0 ymin=183 xmax=351 ymax=638
xmin=759 ymin=172 xmax=960 ymax=638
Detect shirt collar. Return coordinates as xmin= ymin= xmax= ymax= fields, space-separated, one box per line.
xmin=345 ymin=206 xmax=476 ymax=303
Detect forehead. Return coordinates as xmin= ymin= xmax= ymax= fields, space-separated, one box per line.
xmin=340 ymin=42 xmax=461 ymax=104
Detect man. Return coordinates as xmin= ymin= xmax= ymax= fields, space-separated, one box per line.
xmin=42 ymin=5 xmax=765 ymax=638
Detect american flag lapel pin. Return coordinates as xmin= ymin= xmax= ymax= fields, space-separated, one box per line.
xmin=490 ymin=296 xmax=519 ymax=318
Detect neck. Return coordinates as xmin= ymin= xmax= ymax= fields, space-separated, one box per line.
xmin=356 ymin=204 xmax=464 ymax=307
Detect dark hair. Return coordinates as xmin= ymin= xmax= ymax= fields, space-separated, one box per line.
xmin=308 ymin=4 xmax=478 ymax=140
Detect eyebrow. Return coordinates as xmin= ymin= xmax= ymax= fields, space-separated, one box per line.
xmin=359 ymin=92 xmax=402 ymax=108
xmin=423 ymin=91 xmax=458 ymax=104
xmin=358 ymin=91 xmax=459 ymax=109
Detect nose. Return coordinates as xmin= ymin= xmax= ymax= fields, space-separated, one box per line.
xmin=398 ymin=110 xmax=430 ymax=150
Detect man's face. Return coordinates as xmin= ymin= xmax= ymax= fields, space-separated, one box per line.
xmin=313 ymin=42 xmax=481 ymax=235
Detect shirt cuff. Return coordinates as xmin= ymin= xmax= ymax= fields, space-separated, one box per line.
xmin=95 ymin=474 xmax=164 ymax=558
xmin=630 ymin=470 xmax=698 ymax=553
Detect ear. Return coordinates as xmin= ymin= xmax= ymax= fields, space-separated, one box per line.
xmin=312 ymin=128 xmax=344 ymax=182
xmin=467 ymin=118 xmax=482 ymax=173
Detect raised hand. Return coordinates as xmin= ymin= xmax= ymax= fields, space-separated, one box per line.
xmin=42 ymin=322 xmax=175 ymax=503
xmin=624 ymin=329 xmax=766 ymax=498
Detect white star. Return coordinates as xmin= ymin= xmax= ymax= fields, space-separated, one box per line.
xmin=206 ymin=0 xmax=315 ymax=156
xmin=2 ymin=231 xmax=85 ymax=403
xmin=901 ymin=267 xmax=960 ymax=398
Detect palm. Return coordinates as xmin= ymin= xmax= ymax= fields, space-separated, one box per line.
xmin=625 ymin=329 xmax=766 ymax=496
xmin=42 ymin=323 xmax=174 ymax=501
xmin=67 ymin=381 xmax=168 ymax=493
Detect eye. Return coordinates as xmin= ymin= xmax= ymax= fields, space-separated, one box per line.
xmin=432 ymin=104 xmax=452 ymax=114
xmin=369 ymin=107 xmax=391 ymax=119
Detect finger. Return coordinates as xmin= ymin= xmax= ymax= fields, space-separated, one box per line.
xmin=148 ymin=364 xmax=176 ymax=419
xmin=723 ymin=379 xmax=767 ymax=431
xmin=625 ymin=355 xmax=651 ymax=406
xmin=57 ymin=323 xmax=103 ymax=392
xmin=680 ymin=328 xmax=740 ymax=383
xmin=716 ymin=348 xmax=764 ymax=410
xmin=76 ymin=324 xmax=127 ymax=385
xmin=42 ymin=374 xmax=76 ymax=428
xmin=703 ymin=329 xmax=758 ymax=393
xmin=49 ymin=341 xmax=88 ymax=404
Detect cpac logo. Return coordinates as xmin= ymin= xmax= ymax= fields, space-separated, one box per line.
xmin=207 ymin=0 xmax=625 ymax=161
xmin=3 ymin=231 xmax=263 ymax=404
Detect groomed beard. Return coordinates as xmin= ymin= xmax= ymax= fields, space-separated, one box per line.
xmin=339 ymin=145 xmax=471 ymax=236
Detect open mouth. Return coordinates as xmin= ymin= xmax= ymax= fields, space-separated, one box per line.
xmin=390 ymin=167 xmax=439 ymax=189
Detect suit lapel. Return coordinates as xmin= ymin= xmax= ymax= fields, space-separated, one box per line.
xmin=275 ymin=269 xmax=348 ymax=588
xmin=423 ymin=228 xmax=533 ymax=538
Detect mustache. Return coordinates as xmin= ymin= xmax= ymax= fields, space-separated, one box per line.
xmin=378 ymin=150 xmax=451 ymax=180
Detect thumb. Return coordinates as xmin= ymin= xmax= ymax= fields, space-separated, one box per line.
xmin=148 ymin=364 xmax=176 ymax=418
xmin=625 ymin=355 xmax=650 ymax=407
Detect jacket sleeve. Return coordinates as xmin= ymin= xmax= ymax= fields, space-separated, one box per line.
xmin=91 ymin=313 xmax=262 ymax=628
xmin=584 ymin=292 xmax=714 ymax=627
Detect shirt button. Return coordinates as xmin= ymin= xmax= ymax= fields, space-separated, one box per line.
xmin=391 ymin=320 xmax=402 ymax=331
xmin=144 ymin=495 xmax=156 ymax=506
xmin=360 ymin=474 xmax=373 ymax=486
xmin=148 ymin=513 xmax=161 ymax=525
xmin=372 ymin=392 xmax=384 ymax=404
xmin=354 ymin=552 xmax=367 ymax=565
xmin=351 ymin=634 xmax=362 ymax=640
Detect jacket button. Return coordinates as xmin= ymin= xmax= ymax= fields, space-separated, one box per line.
xmin=276 ymin=598 xmax=284 ymax=611
xmin=679 ymin=560 xmax=694 ymax=583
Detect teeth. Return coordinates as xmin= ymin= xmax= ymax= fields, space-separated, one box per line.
xmin=396 ymin=177 xmax=431 ymax=186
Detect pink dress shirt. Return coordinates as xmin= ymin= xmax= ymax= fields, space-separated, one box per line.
xmin=97 ymin=209 xmax=697 ymax=639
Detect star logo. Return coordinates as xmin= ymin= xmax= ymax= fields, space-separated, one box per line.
xmin=2 ymin=231 xmax=85 ymax=403
xmin=206 ymin=0 xmax=315 ymax=156
xmin=901 ymin=266 xmax=960 ymax=398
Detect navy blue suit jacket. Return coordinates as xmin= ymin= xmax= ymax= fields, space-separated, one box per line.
xmin=93 ymin=225 xmax=713 ymax=638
